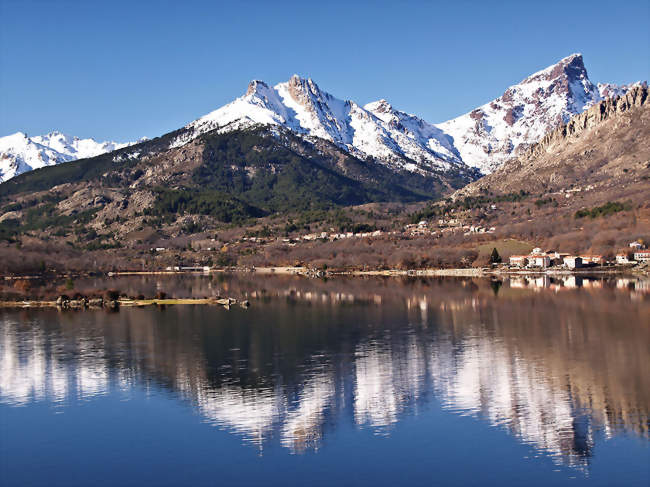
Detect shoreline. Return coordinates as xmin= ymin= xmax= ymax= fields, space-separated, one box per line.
xmin=0 ymin=268 xmax=647 ymax=309
xmin=0 ymin=297 xmax=247 ymax=310
xmin=2 ymin=265 xmax=647 ymax=281
xmin=107 ymin=265 xmax=648 ymax=278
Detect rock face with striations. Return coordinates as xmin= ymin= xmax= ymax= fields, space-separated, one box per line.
xmin=527 ymin=85 xmax=648 ymax=158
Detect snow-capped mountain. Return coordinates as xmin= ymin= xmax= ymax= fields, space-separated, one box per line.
xmin=363 ymin=99 xmax=460 ymax=166
xmin=2 ymin=54 xmax=643 ymax=184
xmin=0 ymin=131 xmax=133 ymax=182
xmin=173 ymin=75 xmax=467 ymax=176
xmin=173 ymin=56 xmax=642 ymax=177
xmin=435 ymin=54 xmax=638 ymax=174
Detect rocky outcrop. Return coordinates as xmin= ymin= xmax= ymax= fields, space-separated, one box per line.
xmin=527 ymin=85 xmax=648 ymax=158
xmin=245 ymin=80 xmax=269 ymax=96
xmin=435 ymin=54 xmax=639 ymax=174
xmin=454 ymin=85 xmax=650 ymax=197
xmin=0 ymin=210 xmax=21 ymax=223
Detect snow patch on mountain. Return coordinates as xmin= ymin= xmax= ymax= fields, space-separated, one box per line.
xmin=364 ymin=99 xmax=460 ymax=163
xmin=0 ymin=132 xmax=134 ymax=182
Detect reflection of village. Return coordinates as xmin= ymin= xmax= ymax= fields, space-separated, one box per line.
xmin=74 ymin=272 xmax=650 ymax=309
xmin=508 ymin=274 xmax=650 ymax=295
xmin=1 ymin=279 xmax=648 ymax=471
xmin=257 ymin=275 xmax=650 ymax=302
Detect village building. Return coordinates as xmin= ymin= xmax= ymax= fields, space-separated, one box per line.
xmin=633 ymin=250 xmax=650 ymax=262
xmin=629 ymin=241 xmax=645 ymax=250
xmin=547 ymin=252 xmax=569 ymax=266
xmin=528 ymin=254 xmax=550 ymax=268
xmin=616 ymin=253 xmax=631 ymax=264
xmin=518 ymin=248 xmax=551 ymax=268
xmin=580 ymin=254 xmax=604 ymax=265
xmin=546 ymin=250 xmax=559 ymax=263
xmin=563 ymin=256 xmax=583 ymax=269
xmin=509 ymin=255 xmax=528 ymax=267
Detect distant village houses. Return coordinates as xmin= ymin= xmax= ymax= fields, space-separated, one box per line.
xmin=509 ymin=255 xmax=528 ymax=267
xmin=579 ymin=254 xmax=604 ymax=265
xmin=616 ymin=253 xmax=631 ymax=264
xmin=528 ymin=248 xmax=551 ymax=268
xmin=634 ymin=250 xmax=650 ymax=262
xmin=563 ymin=256 xmax=583 ymax=269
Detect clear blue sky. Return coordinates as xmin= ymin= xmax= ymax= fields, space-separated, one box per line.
xmin=1 ymin=0 xmax=648 ymax=142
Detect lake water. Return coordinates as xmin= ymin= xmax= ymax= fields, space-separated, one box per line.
xmin=1 ymin=274 xmax=648 ymax=486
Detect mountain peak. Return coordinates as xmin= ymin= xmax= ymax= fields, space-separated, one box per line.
xmin=437 ymin=53 xmax=603 ymax=174
xmin=42 ymin=131 xmax=80 ymax=144
xmin=1 ymin=132 xmax=29 ymax=144
xmin=553 ymin=53 xmax=588 ymax=80
xmin=560 ymin=52 xmax=583 ymax=64
xmin=364 ymin=99 xmax=393 ymax=114
xmin=524 ymin=53 xmax=588 ymax=86
xmin=285 ymin=74 xmax=323 ymax=99
xmin=288 ymin=73 xmax=312 ymax=84
xmin=245 ymin=80 xmax=271 ymax=96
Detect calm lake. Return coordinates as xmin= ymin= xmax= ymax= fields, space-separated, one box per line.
xmin=1 ymin=274 xmax=648 ymax=486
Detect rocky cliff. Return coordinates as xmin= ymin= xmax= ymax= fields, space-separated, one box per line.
xmin=527 ymin=84 xmax=648 ymax=158
xmin=455 ymin=85 xmax=650 ymax=197
xmin=436 ymin=55 xmax=644 ymax=174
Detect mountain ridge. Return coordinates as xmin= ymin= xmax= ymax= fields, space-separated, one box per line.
xmin=173 ymin=53 xmax=644 ymax=176
xmin=0 ymin=54 xmax=644 ymax=185
xmin=436 ymin=54 xmax=645 ymax=173
xmin=452 ymin=84 xmax=650 ymax=197
xmin=0 ymin=131 xmax=135 ymax=183
xmin=170 ymin=74 xmax=466 ymax=178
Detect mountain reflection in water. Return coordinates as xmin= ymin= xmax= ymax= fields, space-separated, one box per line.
xmin=1 ymin=275 xmax=648 ymax=472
